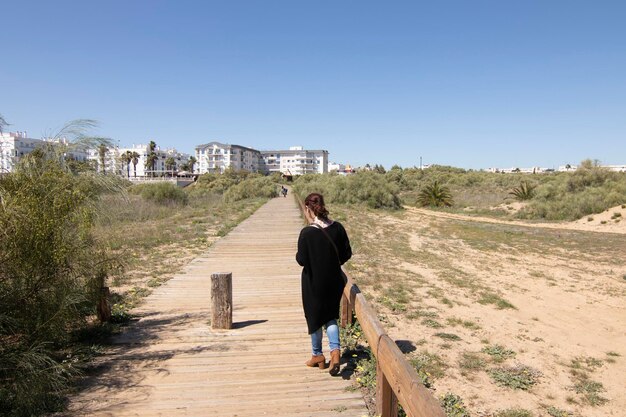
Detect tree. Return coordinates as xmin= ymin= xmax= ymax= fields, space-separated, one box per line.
xmin=188 ymin=156 xmax=197 ymax=173
xmin=417 ymin=181 xmax=454 ymax=207
xmin=98 ymin=144 xmax=108 ymax=174
xmin=131 ymin=151 xmax=140 ymax=178
xmin=165 ymin=156 xmax=176 ymax=174
xmin=145 ymin=141 xmax=157 ymax=177
xmin=120 ymin=151 xmax=132 ymax=178
xmin=373 ymin=164 xmax=386 ymax=174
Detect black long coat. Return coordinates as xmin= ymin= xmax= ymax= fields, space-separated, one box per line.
xmin=296 ymin=222 xmax=352 ymax=334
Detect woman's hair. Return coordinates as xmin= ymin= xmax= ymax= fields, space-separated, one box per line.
xmin=304 ymin=193 xmax=329 ymax=220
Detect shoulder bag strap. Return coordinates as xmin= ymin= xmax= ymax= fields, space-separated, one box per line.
xmin=309 ymin=223 xmax=341 ymax=264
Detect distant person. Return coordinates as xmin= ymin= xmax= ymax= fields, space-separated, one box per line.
xmin=296 ymin=193 xmax=352 ymax=376
xmin=282 ymin=187 xmax=288 ymax=197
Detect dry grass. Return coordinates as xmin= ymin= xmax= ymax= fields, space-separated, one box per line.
xmin=95 ymin=192 xmax=267 ymax=315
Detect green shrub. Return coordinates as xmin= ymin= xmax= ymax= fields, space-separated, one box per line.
xmin=518 ymin=163 xmax=626 ymax=220
xmin=417 ymin=181 xmax=454 ymax=207
xmin=495 ymin=409 xmax=533 ymax=417
xmin=440 ymin=393 xmax=470 ymax=417
xmin=510 ymin=181 xmax=536 ymax=201
xmin=293 ymin=171 xmax=401 ymax=209
xmin=488 ymin=364 xmax=541 ymax=390
xmin=482 ymin=344 xmax=516 ymax=362
xmin=130 ymin=182 xmax=188 ymax=205
xmin=0 ymin=151 xmax=118 ymax=415
xmin=223 ymin=176 xmax=279 ymax=202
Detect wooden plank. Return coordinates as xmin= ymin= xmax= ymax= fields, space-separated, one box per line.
xmin=68 ymin=195 xmax=368 ymax=416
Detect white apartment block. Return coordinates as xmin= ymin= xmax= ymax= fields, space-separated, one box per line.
xmin=487 ymin=167 xmax=549 ymax=174
xmin=558 ymin=164 xmax=626 ymax=172
xmin=195 ymin=142 xmax=261 ymax=174
xmin=260 ymin=146 xmax=328 ymax=175
xmin=328 ymin=162 xmax=345 ymax=172
xmin=1 ymin=132 xmax=90 ymax=173
xmin=116 ymin=144 xmax=191 ymax=178
xmin=87 ymin=146 xmax=122 ymax=175
xmin=0 ymin=131 xmax=42 ymax=173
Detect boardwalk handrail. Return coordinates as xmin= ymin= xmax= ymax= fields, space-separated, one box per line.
xmin=295 ymin=193 xmax=446 ymax=417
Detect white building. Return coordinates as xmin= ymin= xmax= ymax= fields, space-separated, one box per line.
xmin=195 ymin=142 xmax=261 ymax=174
xmin=0 ymin=131 xmax=43 ymax=173
xmin=87 ymin=145 xmax=121 ymax=175
xmin=488 ymin=167 xmax=549 ymax=174
xmin=116 ymin=144 xmax=191 ymax=178
xmin=328 ymin=162 xmax=345 ymax=172
xmin=260 ymin=146 xmax=328 ymax=175
xmin=602 ymin=165 xmax=626 ymax=172
xmin=0 ymin=132 xmax=89 ymax=172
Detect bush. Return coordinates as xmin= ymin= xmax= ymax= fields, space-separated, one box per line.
xmin=0 ymin=151 xmax=118 ymax=415
xmin=131 ymin=182 xmax=188 ymax=205
xmin=293 ymin=171 xmax=401 ymax=209
xmin=417 ymin=181 xmax=454 ymax=207
xmin=223 ymin=176 xmax=279 ymax=202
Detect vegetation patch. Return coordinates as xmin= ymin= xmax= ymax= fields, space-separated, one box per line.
xmin=131 ymin=182 xmax=189 ymax=205
xmin=488 ymin=364 xmax=541 ymax=390
xmin=572 ymin=379 xmax=608 ymax=406
xmin=409 ymin=350 xmax=447 ymax=388
xmin=446 ymin=317 xmax=481 ymax=330
xmin=478 ymin=291 xmax=516 ymax=309
xmin=482 ymin=344 xmax=516 ymax=363
xmin=546 ymin=406 xmax=572 ymax=417
xmin=458 ymin=352 xmax=486 ymax=374
xmin=495 ymin=408 xmax=533 ymax=417
xmin=440 ymin=393 xmax=470 ymax=417
xmin=422 ymin=318 xmax=444 ymax=328
xmin=434 ymin=332 xmax=462 ymax=341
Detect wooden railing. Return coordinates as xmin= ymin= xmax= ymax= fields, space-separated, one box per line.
xmin=295 ymin=193 xmax=446 ymax=417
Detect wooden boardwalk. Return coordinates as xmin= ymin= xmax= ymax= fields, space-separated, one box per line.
xmin=70 ymin=195 xmax=368 ymax=416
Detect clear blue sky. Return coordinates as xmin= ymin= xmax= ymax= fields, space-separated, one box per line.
xmin=1 ymin=1 xmax=625 ymax=169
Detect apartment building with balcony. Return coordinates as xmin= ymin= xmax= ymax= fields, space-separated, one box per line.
xmin=1 ymin=132 xmax=90 ymax=173
xmin=115 ymin=144 xmax=191 ymax=178
xmin=260 ymin=146 xmax=328 ymax=175
xmin=0 ymin=131 xmax=42 ymax=173
xmin=195 ymin=142 xmax=261 ymax=174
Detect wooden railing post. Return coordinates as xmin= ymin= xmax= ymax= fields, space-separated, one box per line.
xmin=341 ymin=294 xmax=350 ymax=328
xmin=211 ymin=272 xmax=232 ymax=329
xmin=97 ymin=286 xmax=111 ymax=323
xmin=377 ymin=361 xmax=398 ymax=417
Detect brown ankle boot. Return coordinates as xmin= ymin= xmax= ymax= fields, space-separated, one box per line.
xmin=306 ymin=354 xmax=326 ymax=369
xmin=329 ymin=349 xmax=341 ymax=376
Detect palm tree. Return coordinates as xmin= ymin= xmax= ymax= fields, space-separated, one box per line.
xmin=188 ymin=156 xmax=197 ymax=173
xmin=417 ymin=181 xmax=453 ymax=207
xmin=144 ymin=141 xmax=157 ymax=177
xmin=165 ymin=156 xmax=176 ymax=175
xmin=131 ymin=151 xmax=140 ymax=178
xmin=510 ymin=181 xmax=536 ymax=201
xmin=97 ymin=144 xmax=108 ymax=174
xmin=120 ymin=151 xmax=132 ymax=178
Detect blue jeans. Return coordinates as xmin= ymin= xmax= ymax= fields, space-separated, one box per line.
xmin=311 ymin=319 xmax=340 ymax=356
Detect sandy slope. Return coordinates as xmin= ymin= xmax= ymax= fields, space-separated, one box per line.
xmin=406 ymin=204 xmax=626 ymax=234
xmin=347 ymin=205 xmax=626 ymax=417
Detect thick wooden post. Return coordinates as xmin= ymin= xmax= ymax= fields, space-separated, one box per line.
xmin=97 ymin=287 xmax=111 ymax=323
xmin=341 ymin=294 xmax=350 ymax=328
xmin=376 ymin=361 xmax=398 ymax=417
xmin=211 ymin=272 xmax=232 ymax=329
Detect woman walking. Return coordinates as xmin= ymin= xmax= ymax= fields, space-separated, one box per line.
xmin=296 ymin=193 xmax=352 ymax=376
